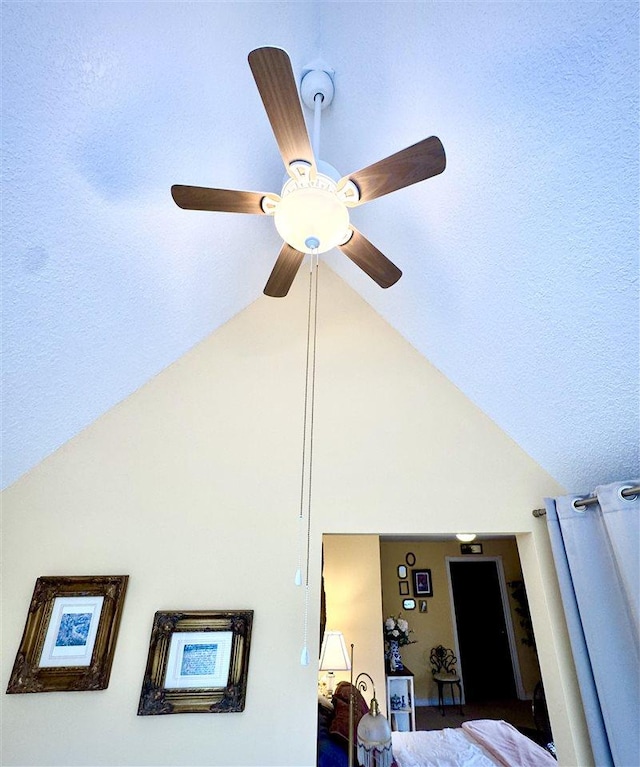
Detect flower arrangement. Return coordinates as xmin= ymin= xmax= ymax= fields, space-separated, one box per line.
xmin=383 ymin=614 xmax=415 ymax=647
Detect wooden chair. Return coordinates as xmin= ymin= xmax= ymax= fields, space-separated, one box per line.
xmin=429 ymin=645 xmax=463 ymax=716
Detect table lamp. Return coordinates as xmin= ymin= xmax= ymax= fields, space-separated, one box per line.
xmin=319 ymin=630 xmax=350 ymax=697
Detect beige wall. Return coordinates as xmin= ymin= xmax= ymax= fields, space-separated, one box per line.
xmin=2 ymin=267 xmax=591 ymax=766
xmin=379 ymin=538 xmax=542 ymax=704
xmin=322 ymin=535 xmax=386 ymax=713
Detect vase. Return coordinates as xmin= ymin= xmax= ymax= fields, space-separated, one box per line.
xmin=387 ymin=639 xmax=404 ymax=672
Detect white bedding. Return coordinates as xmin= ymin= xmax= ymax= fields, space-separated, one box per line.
xmin=392 ymin=727 xmax=502 ymax=767
xmin=391 ymin=719 xmax=556 ymax=767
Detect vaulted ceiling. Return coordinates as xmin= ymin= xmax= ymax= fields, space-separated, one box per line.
xmin=2 ymin=2 xmax=638 ymax=492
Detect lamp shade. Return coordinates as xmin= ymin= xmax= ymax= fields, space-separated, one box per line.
xmin=357 ymin=699 xmax=393 ymax=767
xmin=319 ymin=631 xmax=351 ymax=671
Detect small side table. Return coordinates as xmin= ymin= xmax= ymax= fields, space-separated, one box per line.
xmin=385 ymin=667 xmax=416 ymax=732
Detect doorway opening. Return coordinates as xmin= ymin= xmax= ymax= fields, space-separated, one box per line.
xmin=322 ymin=535 xmax=548 ymax=738
xmin=446 ymin=556 xmax=524 ymax=703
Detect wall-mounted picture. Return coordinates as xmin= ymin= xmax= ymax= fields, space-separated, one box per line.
xmin=402 ymin=599 xmax=416 ymax=610
xmin=6 ymin=575 xmax=128 ymax=694
xmin=419 ymin=600 xmax=428 ymax=613
xmin=461 ymin=543 xmax=484 ymax=555
xmin=138 ymin=609 xmax=253 ymax=715
xmin=399 ymin=580 xmax=409 ymax=596
xmin=405 ymin=552 xmax=416 ymax=566
xmin=412 ymin=568 xmax=433 ymax=597
xmin=397 ymin=565 xmax=407 ymax=579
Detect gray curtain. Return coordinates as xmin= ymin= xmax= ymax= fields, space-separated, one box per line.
xmin=545 ymin=480 xmax=639 ymax=767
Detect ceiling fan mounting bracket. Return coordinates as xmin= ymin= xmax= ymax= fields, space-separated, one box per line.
xmin=300 ymin=68 xmax=334 ymax=110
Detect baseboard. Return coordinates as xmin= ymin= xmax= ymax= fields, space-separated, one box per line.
xmin=415 ymin=697 xmax=439 ymax=707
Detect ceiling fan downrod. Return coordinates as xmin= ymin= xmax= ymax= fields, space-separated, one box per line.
xmin=300 ymin=66 xmax=334 ymax=160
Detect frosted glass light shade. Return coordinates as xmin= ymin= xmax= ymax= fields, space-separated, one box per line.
xmin=357 ymin=708 xmax=393 ymax=767
xmin=274 ymin=172 xmax=350 ymax=254
xmin=456 ymin=533 xmax=477 ymax=542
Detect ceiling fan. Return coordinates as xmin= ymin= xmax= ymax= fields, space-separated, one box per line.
xmin=171 ymin=46 xmax=446 ymax=297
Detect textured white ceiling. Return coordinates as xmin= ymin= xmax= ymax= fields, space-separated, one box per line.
xmin=2 ymin=1 xmax=638 ymax=491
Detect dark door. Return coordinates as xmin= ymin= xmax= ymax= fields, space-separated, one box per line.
xmin=449 ymin=560 xmax=516 ymax=702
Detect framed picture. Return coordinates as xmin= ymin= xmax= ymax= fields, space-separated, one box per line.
xmin=399 ymin=580 xmax=409 ymax=596
xmin=461 ymin=543 xmax=483 ymax=555
xmin=405 ymin=552 xmax=416 ymax=566
xmin=397 ymin=565 xmax=407 ymax=579
xmin=412 ymin=568 xmax=433 ymax=597
xmin=138 ymin=609 xmax=253 ymax=715
xmin=6 ymin=575 xmax=128 ymax=694
xmin=419 ymin=600 xmax=428 ymax=613
xmin=402 ymin=599 xmax=416 ymax=610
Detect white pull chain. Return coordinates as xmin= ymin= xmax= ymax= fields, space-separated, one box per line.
xmin=298 ymin=248 xmax=319 ymax=666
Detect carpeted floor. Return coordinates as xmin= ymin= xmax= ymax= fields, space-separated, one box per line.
xmin=415 ymin=698 xmax=536 ymax=732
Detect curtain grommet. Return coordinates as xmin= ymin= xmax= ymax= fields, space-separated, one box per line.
xmin=571 ymin=498 xmax=588 ymax=512
xmin=618 ymin=485 xmax=638 ymax=502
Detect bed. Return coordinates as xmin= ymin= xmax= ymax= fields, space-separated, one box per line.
xmin=317 ymin=685 xmax=556 ymax=767
xmin=391 ymin=720 xmax=557 ymax=767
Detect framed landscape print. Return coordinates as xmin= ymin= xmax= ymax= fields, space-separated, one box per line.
xmin=6 ymin=575 xmax=128 ymax=693
xmin=138 ymin=609 xmax=253 ymax=715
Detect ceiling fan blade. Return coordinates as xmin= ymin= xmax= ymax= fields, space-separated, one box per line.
xmin=338 ymin=227 xmax=402 ymax=288
xmin=264 ymin=243 xmax=305 ymax=298
xmin=248 ymin=46 xmax=315 ymax=170
xmin=171 ymin=185 xmax=267 ymax=214
xmin=343 ymin=136 xmax=446 ymax=205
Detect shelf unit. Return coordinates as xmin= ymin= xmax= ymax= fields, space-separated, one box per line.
xmin=385 ymin=667 xmax=416 ymax=732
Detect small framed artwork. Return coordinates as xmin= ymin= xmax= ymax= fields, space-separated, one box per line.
xmin=461 ymin=543 xmax=483 ymax=555
xmin=405 ymin=552 xmax=416 ymax=566
xmin=6 ymin=575 xmax=128 ymax=694
xmin=412 ymin=568 xmax=433 ymax=597
xmin=399 ymin=580 xmax=409 ymax=596
xmin=397 ymin=565 xmax=407 ymax=579
xmin=402 ymin=599 xmax=416 ymax=610
xmin=138 ymin=609 xmax=253 ymax=715
xmin=419 ymin=600 xmax=428 ymax=613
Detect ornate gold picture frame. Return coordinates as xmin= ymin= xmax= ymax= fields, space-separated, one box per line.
xmin=6 ymin=575 xmax=129 ymax=694
xmin=137 ymin=609 xmax=253 ymax=715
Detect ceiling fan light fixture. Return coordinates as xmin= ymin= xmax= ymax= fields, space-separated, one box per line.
xmin=273 ymin=171 xmax=351 ymax=254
